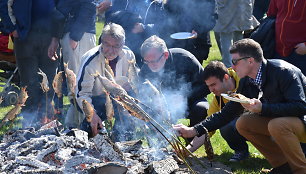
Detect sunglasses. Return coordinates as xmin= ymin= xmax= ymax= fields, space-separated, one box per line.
xmin=143 ymin=53 xmax=164 ymax=64
xmin=232 ymin=56 xmax=251 ymax=65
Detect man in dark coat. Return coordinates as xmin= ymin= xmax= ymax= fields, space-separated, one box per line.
xmin=139 ymin=35 xmax=210 ymax=129
xmin=174 ymin=39 xmax=306 ymax=174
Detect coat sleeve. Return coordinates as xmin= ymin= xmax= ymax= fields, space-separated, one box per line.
xmin=194 ymin=100 xmax=244 ymax=136
xmin=0 ymin=0 xmax=16 ymax=33
xmin=69 ymin=0 xmax=96 ymax=41
xmin=261 ymin=69 xmax=306 ymax=117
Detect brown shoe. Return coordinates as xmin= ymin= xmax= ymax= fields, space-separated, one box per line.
xmin=261 ymin=163 xmax=292 ymax=174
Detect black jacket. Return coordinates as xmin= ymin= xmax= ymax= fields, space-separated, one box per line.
xmin=195 ymin=59 xmax=306 ymax=135
xmin=139 ymin=48 xmax=210 ymax=110
xmin=250 ymin=17 xmax=275 ymax=59
xmin=51 ymin=0 xmax=96 ymax=41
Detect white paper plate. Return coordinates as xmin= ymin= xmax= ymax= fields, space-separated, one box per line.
xmin=170 ymin=32 xmax=195 ymax=40
xmin=221 ymin=93 xmax=251 ymax=104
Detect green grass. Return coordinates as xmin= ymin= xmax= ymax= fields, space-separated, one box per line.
xmin=0 ymin=22 xmax=270 ymax=173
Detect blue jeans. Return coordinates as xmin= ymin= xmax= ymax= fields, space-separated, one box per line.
xmin=220 ymin=117 xmax=248 ymax=152
xmin=214 ymin=31 xmax=243 ymax=68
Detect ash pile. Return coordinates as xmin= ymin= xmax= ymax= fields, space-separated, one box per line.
xmin=0 ymin=120 xmax=232 ymax=174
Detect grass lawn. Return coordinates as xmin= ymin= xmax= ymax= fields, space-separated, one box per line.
xmin=0 ymin=21 xmax=271 ymax=173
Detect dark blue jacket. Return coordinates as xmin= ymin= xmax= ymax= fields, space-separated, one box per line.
xmin=0 ymin=0 xmax=54 ymax=40
xmin=52 ymin=0 xmax=96 ymax=41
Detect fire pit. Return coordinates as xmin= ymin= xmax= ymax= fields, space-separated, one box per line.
xmin=0 ymin=121 xmax=232 ymax=174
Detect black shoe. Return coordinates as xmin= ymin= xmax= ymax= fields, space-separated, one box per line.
xmin=261 ymin=163 xmax=292 ymax=174
xmin=229 ymin=150 xmax=249 ymax=162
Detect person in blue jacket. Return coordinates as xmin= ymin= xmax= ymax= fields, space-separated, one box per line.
xmin=0 ymin=0 xmax=58 ymax=127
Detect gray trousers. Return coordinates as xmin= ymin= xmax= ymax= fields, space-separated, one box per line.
xmin=62 ymin=32 xmax=96 ymax=128
xmin=214 ymin=31 xmax=243 ymax=67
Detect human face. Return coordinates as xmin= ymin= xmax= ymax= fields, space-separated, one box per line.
xmin=101 ymin=35 xmax=124 ymax=60
xmin=231 ymin=53 xmax=251 ymax=78
xmin=205 ymin=76 xmax=227 ymax=96
xmin=143 ymin=48 xmax=167 ymax=72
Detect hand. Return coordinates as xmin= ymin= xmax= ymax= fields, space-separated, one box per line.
xmin=97 ymin=0 xmax=111 ymax=14
xmin=172 ymin=124 xmax=197 ymax=138
xmin=12 ymin=30 xmax=18 ymax=38
xmin=187 ymin=134 xmax=206 ymax=153
xmin=48 ymin=37 xmax=59 ymax=60
xmin=295 ymin=43 xmax=306 ymax=55
xmin=132 ymin=23 xmax=144 ymax=34
xmin=241 ymin=98 xmax=262 ymax=113
xmin=191 ymin=30 xmax=198 ymax=39
xmin=69 ymin=39 xmax=78 ymax=50
xmin=90 ymin=113 xmax=103 ymax=137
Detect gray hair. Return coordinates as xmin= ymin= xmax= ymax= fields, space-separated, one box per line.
xmin=140 ymin=35 xmax=168 ymax=57
xmin=101 ymin=23 xmax=125 ymax=44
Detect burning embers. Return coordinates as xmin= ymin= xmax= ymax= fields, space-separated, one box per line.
xmin=0 ymin=122 xmax=180 ymax=174
xmin=0 ymin=121 xmax=233 ymax=174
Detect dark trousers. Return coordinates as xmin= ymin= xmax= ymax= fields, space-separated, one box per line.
xmin=14 ymin=29 xmax=57 ymax=126
xmin=188 ymin=99 xmax=209 ymax=127
xmin=220 ymin=117 xmax=249 ymax=152
xmin=186 ymin=99 xmax=209 ymax=143
xmin=80 ymin=95 xmax=135 ymax=140
xmin=274 ymin=52 xmax=306 ymax=76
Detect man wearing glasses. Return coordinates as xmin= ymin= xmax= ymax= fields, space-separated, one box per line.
xmin=139 ymin=35 xmax=210 ymax=131
xmin=76 ymin=23 xmax=136 ymax=138
xmin=174 ymin=39 xmax=306 ymax=174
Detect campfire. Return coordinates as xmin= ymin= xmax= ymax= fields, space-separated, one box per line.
xmin=0 ymin=120 xmax=232 ymax=174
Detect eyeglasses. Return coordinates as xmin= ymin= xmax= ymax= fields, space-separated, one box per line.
xmin=101 ymin=40 xmax=123 ymax=50
xmin=232 ymin=56 xmax=251 ymax=65
xmin=143 ymin=53 xmax=164 ymax=64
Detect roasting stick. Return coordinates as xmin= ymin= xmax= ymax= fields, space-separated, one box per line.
xmin=109 ymin=94 xmax=197 ymax=172
xmin=172 ymin=136 xmax=193 ymax=167
xmin=147 ymin=121 xmax=197 ymax=174
xmin=117 ymin=96 xmax=207 ymax=169
xmin=95 ymin=73 xmax=206 ymax=169
xmin=174 ymin=135 xmax=193 ymax=165
xmin=153 ymin=117 xmax=207 ymax=168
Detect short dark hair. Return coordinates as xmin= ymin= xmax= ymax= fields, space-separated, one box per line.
xmin=203 ymin=61 xmax=229 ymax=82
xmin=229 ymin=39 xmax=264 ymax=62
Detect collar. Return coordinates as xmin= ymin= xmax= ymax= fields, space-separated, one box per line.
xmin=249 ymin=63 xmax=263 ymax=90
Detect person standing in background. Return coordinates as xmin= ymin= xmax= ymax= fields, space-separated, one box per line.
xmin=0 ymin=0 xmax=58 ymax=127
xmin=267 ymin=0 xmax=306 ymax=75
xmin=160 ymin=0 xmax=216 ymax=65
